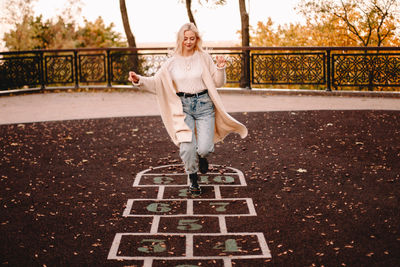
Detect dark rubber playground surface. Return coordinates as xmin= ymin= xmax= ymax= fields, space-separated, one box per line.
xmin=1 ymin=110 xmax=399 ymax=266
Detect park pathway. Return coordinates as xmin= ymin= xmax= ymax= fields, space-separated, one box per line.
xmin=1 ymin=90 xmax=399 ymax=125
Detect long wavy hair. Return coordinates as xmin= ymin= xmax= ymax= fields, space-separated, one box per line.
xmin=174 ymin=23 xmax=204 ymax=55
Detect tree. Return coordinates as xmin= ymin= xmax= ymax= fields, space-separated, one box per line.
xmin=119 ymin=0 xmax=137 ymax=48
xmin=297 ymin=0 xmax=400 ymax=46
xmin=119 ymin=0 xmax=139 ymax=72
xmin=1 ymin=0 xmax=37 ymax=50
xmin=250 ymin=17 xmax=360 ymax=47
xmin=250 ymin=19 xmax=278 ymax=46
xmin=0 ymin=0 xmax=37 ymax=26
xmin=76 ymin=17 xmax=125 ymax=48
xmin=295 ymin=0 xmax=400 ymax=90
xmin=3 ymin=15 xmax=36 ymax=51
xmin=3 ymin=15 xmax=125 ymax=50
xmin=238 ymin=0 xmax=249 ymax=47
xmin=185 ymin=0 xmax=197 ymax=26
xmin=251 ymin=0 xmax=400 ymax=47
xmin=238 ymin=0 xmax=250 ymax=88
xmin=30 ymin=15 xmax=77 ymax=49
xmin=1 ymin=0 xmax=94 ymax=50
xmin=179 ymin=0 xmax=226 ymax=27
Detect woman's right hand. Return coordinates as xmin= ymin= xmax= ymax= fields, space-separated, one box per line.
xmin=128 ymin=71 xmax=139 ymax=83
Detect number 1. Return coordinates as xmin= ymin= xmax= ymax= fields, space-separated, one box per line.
xmin=210 ymin=202 xmax=229 ymax=212
xmin=213 ymin=238 xmax=241 ymax=252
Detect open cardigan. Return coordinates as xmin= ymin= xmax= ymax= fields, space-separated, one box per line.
xmin=133 ymin=51 xmax=248 ymax=146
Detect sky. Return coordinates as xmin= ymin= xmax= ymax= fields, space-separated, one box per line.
xmin=1 ymin=0 xmax=305 ymax=48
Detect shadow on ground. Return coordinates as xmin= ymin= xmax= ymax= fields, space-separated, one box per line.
xmin=1 ymin=110 xmax=399 ymax=266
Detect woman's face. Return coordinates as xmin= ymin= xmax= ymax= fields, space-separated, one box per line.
xmin=182 ymin=30 xmax=197 ymax=54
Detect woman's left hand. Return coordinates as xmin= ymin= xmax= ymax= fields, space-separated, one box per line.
xmin=216 ymin=55 xmax=226 ymax=68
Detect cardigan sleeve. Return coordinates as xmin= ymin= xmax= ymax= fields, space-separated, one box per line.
xmin=206 ymin=53 xmax=226 ymax=88
xmin=131 ymin=58 xmax=173 ymax=94
xmin=132 ymin=75 xmax=157 ymax=94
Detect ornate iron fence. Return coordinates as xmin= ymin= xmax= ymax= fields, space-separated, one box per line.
xmin=1 ymin=47 xmax=400 ymax=93
xmin=332 ymin=53 xmax=400 ymax=89
xmin=252 ymin=52 xmax=325 ymax=85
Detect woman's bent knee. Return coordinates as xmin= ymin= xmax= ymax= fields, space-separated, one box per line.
xmin=197 ymin=144 xmax=214 ymax=158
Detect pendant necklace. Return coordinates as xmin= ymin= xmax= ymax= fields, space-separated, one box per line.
xmin=184 ymin=56 xmax=192 ymax=71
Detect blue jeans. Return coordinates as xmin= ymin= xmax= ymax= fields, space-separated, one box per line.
xmin=179 ymin=92 xmax=215 ymax=174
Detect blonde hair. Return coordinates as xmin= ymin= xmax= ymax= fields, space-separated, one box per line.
xmin=174 ymin=23 xmax=204 ymax=55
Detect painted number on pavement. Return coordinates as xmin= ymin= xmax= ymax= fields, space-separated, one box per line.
xmin=138 ymin=239 xmax=166 ymax=253
xmin=213 ymin=238 xmax=242 ymax=252
xmin=209 ymin=202 xmax=229 ymax=212
xmin=146 ymin=203 xmax=171 ymax=213
xmin=200 ymin=175 xmax=235 ymax=184
xmin=177 ymin=219 xmax=202 ymax=231
xmin=153 ymin=176 xmax=174 ymax=184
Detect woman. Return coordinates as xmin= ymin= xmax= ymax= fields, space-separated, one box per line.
xmin=128 ymin=23 xmax=247 ymax=195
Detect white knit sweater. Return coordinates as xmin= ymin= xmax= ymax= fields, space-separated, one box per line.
xmin=135 ymin=51 xmax=225 ymax=94
xmin=169 ymin=51 xmax=225 ymax=93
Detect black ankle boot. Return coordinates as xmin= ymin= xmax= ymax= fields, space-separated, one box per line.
xmin=189 ymin=173 xmax=199 ymax=187
xmin=198 ymin=155 xmax=209 ymax=174
xmin=189 ymin=173 xmax=201 ymax=195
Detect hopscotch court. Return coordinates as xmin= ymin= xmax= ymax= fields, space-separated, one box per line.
xmin=108 ymin=164 xmax=271 ymax=266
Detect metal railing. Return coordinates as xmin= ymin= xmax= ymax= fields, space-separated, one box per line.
xmin=1 ymin=46 xmax=400 ymax=94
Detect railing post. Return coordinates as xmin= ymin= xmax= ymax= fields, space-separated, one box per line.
xmin=106 ymin=49 xmax=112 ymax=88
xmin=245 ymin=49 xmax=251 ymax=89
xmin=39 ymin=51 xmax=45 ymax=91
xmin=326 ymin=49 xmax=332 ymax=91
xmin=74 ymin=50 xmax=79 ymax=89
xmin=240 ymin=48 xmax=251 ymax=89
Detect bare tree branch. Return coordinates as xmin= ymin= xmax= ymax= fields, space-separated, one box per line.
xmin=335 ymin=0 xmax=367 ymax=45
xmin=374 ymin=0 xmax=395 ymax=45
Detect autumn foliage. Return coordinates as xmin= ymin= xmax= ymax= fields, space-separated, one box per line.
xmin=251 ymin=0 xmax=400 ymax=47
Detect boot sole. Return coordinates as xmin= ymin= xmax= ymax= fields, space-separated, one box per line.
xmin=189 ymin=187 xmax=202 ymax=195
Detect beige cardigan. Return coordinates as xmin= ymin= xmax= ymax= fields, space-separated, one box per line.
xmin=134 ymin=51 xmax=248 ymax=146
